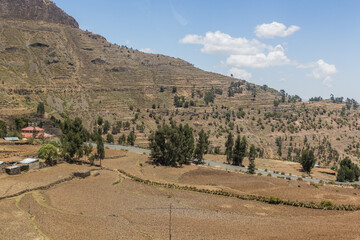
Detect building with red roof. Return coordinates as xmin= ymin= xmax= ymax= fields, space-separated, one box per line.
xmin=21 ymin=127 xmax=52 ymax=139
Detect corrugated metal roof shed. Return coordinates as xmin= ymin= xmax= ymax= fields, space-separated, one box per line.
xmin=6 ymin=165 xmax=19 ymax=169
xmin=19 ymin=158 xmax=39 ymax=164
xmin=4 ymin=137 xmax=20 ymax=141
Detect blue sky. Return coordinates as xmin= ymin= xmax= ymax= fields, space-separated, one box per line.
xmin=53 ymin=0 xmax=360 ymax=100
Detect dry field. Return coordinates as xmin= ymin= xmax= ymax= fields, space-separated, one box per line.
xmin=205 ymin=154 xmax=337 ymax=181
xmin=1 ymin=149 xmax=360 ymax=239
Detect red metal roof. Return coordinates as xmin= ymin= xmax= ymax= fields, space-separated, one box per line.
xmin=21 ymin=127 xmax=45 ymax=132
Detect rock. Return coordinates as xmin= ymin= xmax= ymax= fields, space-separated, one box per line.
xmin=0 ymin=0 xmax=79 ymax=28
xmin=91 ymin=58 xmax=107 ymax=65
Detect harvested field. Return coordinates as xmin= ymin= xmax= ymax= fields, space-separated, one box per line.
xmin=3 ymin=170 xmax=360 ymax=240
xmin=2 ymin=149 xmax=360 ymax=239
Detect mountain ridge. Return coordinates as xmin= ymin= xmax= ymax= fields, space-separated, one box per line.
xmin=0 ymin=0 xmax=79 ymax=28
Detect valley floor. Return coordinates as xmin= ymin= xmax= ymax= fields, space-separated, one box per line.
xmin=1 ymin=149 xmax=360 ymax=239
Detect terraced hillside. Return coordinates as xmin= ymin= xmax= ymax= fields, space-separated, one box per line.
xmin=0 ymin=0 xmax=360 ymax=169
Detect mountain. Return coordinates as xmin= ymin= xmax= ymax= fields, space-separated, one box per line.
xmin=0 ymin=0 xmax=358 ymax=167
xmin=0 ymin=0 xmax=78 ymax=27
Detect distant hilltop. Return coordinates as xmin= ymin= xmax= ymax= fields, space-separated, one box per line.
xmin=0 ymin=0 xmax=79 ymax=28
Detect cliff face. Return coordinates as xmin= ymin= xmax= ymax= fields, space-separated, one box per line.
xmin=0 ymin=0 xmax=79 ymax=28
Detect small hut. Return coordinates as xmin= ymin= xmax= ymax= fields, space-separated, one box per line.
xmin=18 ymin=158 xmax=39 ymax=170
xmin=6 ymin=165 xmax=21 ymax=175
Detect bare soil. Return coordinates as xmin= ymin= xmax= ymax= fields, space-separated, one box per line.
xmin=1 ymin=149 xmax=360 ymax=239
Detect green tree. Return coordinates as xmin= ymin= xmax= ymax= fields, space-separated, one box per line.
xmin=194 ymin=129 xmax=208 ymax=164
xmin=204 ymin=89 xmax=215 ymax=105
xmin=123 ymin=121 xmax=131 ymax=130
xmin=233 ymin=135 xmax=247 ymax=166
xmin=239 ymin=136 xmax=248 ymax=165
xmin=179 ymin=124 xmax=194 ymax=165
xmin=232 ymin=135 xmax=241 ymax=165
xmin=37 ymin=102 xmax=45 ymax=115
xmin=280 ymin=89 xmax=286 ymax=103
xmin=38 ymin=144 xmax=58 ymax=166
xmin=96 ymin=135 xmax=105 ymax=166
xmin=225 ymin=132 xmax=234 ymax=164
xmin=103 ymin=120 xmax=110 ymax=134
xmin=84 ymin=143 xmax=93 ymax=164
xmin=106 ymin=133 xmax=114 ymax=144
xmin=0 ymin=120 xmax=7 ymax=138
xmin=60 ymin=118 xmax=88 ymax=163
xmin=127 ymin=130 xmax=136 ymax=146
xmin=97 ymin=116 xmax=103 ymax=126
xmin=14 ymin=117 xmax=30 ymax=131
xmin=275 ymin=136 xmax=282 ymax=157
xmin=248 ymin=144 xmax=256 ymax=174
xmin=118 ymin=134 xmax=126 ymax=145
xmin=149 ymin=122 xmax=195 ymax=166
xmin=300 ymin=149 xmax=316 ymax=174
xmin=336 ymin=157 xmax=360 ymax=182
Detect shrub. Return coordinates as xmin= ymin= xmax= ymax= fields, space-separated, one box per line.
xmin=38 ymin=144 xmax=58 ymax=165
xmin=320 ymin=200 xmax=334 ymax=209
xmin=269 ymin=196 xmax=282 ymax=204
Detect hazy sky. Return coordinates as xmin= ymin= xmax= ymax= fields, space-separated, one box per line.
xmin=52 ymin=0 xmax=360 ymax=100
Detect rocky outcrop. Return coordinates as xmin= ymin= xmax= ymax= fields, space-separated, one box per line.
xmin=0 ymin=0 xmax=79 ymax=28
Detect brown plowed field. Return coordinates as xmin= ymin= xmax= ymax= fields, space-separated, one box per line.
xmin=1 ymin=149 xmax=360 ymax=239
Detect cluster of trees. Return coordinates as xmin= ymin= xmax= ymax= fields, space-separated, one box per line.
xmin=309 ymin=96 xmax=323 ymax=102
xmin=173 ymin=95 xmax=195 ymax=108
xmin=228 ymin=81 xmax=244 ymax=97
xmin=149 ymin=122 xmax=209 ymax=166
xmin=329 ymin=94 xmax=358 ymax=109
xmin=336 ymin=157 xmax=360 ymax=182
xmin=225 ymin=133 xmax=247 ymax=166
xmin=224 ymin=132 xmax=256 ymax=173
xmin=345 ymin=98 xmax=359 ymax=110
xmin=204 ymin=89 xmax=215 ymax=105
xmin=95 ymin=116 xmax=136 ymax=146
xmin=60 ymin=117 xmax=104 ymax=165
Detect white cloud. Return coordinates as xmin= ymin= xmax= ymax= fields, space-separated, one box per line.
xmin=180 ymin=31 xmax=290 ymax=68
xmin=140 ymin=48 xmax=154 ymax=53
xmin=180 ymin=31 xmax=268 ymax=55
xmin=226 ymin=45 xmax=291 ymax=68
xmin=228 ymin=68 xmax=252 ymax=80
xmin=298 ymin=59 xmax=337 ymax=87
xmin=255 ymin=22 xmax=300 ymax=38
xmin=180 ymin=28 xmax=336 ymax=87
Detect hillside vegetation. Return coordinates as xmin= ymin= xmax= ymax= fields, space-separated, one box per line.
xmin=0 ymin=0 xmax=359 ymax=169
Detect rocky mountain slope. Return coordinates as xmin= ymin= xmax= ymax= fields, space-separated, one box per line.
xmin=0 ymin=0 xmax=78 ymax=27
xmin=0 ymin=0 xmax=359 ymax=168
